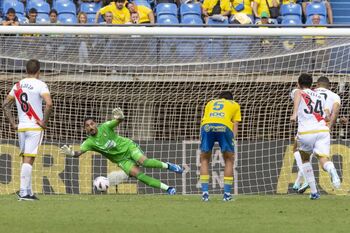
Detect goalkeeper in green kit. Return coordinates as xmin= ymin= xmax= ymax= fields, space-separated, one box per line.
xmin=60 ymin=108 xmax=183 ymax=194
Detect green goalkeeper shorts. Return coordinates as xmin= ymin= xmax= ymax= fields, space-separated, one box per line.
xmin=117 ymin=146 xmax=144 ymax=175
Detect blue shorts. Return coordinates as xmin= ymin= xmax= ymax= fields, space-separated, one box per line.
xmin=200 ymin=123 xmax=235 ymax=153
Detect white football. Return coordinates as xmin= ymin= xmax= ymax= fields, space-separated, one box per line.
xmin=93 ymin=176 xmax=110 ymax=192
xmin=107 ymin=170 xmax=128 ymax=186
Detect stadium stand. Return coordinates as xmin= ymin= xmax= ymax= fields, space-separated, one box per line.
xmin=280 ymin=3 xmax=302 ymax=25
xmin=79 ymin=1 xmax=102 ymax=23
xmin=133 ymin=0 xmax=152 ymax=9
xmin=0 ymin=0 xmax=342 ymax=25
xmin=2 ymin=0 xmax=25 ymax=16
xmin=26 ymin=0 xmax=50 ymax=14
xmin=305 ymin=1 xmax=327 ymax=24
xmin=332 ymin=0 xmax=350 ymax=24
xmin=180 ymin=3 xmax=203 ymax=25
xmin=56 ymin=0 xmax=77 ymax=24
xmin=156 ymin=3 xmax=178 ymax=24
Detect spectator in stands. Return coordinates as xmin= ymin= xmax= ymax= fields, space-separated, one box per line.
xmin=130 ymin=12 xmax=140 ymax=24
xmin=302 ymin=0 xmax=333 ymax=24
xmin=255 ymin=11 xmax=274 ymax=25
xmin=101 ymin=11 xmax=113 ymax=24
xmin=253 ymin=0 xmax=280 ymax=21
xmin=126 ymin=2 xmax=154 ymax=24
xmin=230 ymin=12 xmax=253 ymax=24
xmin=26 ymin=8 xmax=38 ymax=24
xmin=256 ymin=12 xmax=274 ymax=49
xmin=95 ymin=0 xmax=130 ymax=24
xmin=77 ymin=12 xmax=90 ymax=70
xmin=2 ymin=8 xmax=19 ymax=26
xmin=49 ymin=9 xmax=59 ymax=24
xmin=230 ymin=0 xmax=254 ymax=23
xmin=202 ymin=0 xmax=231 ymax=24
xmin=311 ymin=13 xmax=321 ymax=25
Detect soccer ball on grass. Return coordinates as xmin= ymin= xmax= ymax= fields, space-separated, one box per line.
xmin=93 ymin=176 xmax=110 ymax=192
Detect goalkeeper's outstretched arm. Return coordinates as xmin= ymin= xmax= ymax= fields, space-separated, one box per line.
xmin=105 ymin=107 xmax=125 ymax=129
xmin=60 ymin=145 xmax=86 ymax=158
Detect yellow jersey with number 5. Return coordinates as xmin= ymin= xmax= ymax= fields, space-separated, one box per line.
xmin=201 ymin=98 xmax=241 ymax=131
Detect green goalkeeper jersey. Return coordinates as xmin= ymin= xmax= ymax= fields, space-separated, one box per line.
xmin=80 ymin=120 xmax=137 ymax=163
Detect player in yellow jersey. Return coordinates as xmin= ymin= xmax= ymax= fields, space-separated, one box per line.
xmin=200 ymin=91 xmax=241 ymax=201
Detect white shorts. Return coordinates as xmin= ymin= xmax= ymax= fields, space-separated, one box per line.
xmin=18 ymin=131 xmax=44 ymax=157
xmin=297 ymin=131 xmax=330 ymax=157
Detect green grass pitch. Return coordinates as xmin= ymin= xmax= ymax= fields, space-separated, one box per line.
xmin=0 ymin=195 xmax=349 ymax=233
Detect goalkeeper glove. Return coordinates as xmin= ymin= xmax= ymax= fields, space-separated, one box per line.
xmin=112 ymin=107 xmax=124 ymax=121
xmin=60 ymin=145 xmax=75 ymax=157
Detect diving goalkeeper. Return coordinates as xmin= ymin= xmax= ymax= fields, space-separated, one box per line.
xmin=60 ymin=108 xmax=183 ymax=194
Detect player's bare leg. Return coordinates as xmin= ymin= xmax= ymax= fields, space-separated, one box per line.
xmin=200 ymin=152 xmax=211 ymax=201
xmin=129 ymin=164 xmax=175 ymax=195
xmin=300 ymin=151 xmax=320 ymax=200
xmin=223 ymin=152 xmax=234 ymax=201
xmin=318 ymin=156 xmax=341 ymax=189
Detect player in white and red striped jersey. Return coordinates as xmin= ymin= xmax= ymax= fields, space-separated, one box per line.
xmin=290 ymin=74 xmax=330 ymax=200
xmin=292 ymin=76 xmax=343 ymax=193
xmin=2 ymin=59 xmax=53 ymax=201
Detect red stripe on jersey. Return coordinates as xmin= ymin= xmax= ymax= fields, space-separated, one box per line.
xmin=301 ymin=91 xmax=324 ymax=122
xmin=14 ymin=82 xmax=41 ymax=122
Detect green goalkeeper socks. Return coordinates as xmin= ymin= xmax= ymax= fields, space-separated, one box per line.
xmin=136 ymin=172 xmax=163 ymax=189
xmin=142 ymin=159 xmax=168 ymax=169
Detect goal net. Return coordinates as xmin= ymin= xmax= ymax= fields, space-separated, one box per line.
xmin=0 ymin=26 xmax=349 ymax=195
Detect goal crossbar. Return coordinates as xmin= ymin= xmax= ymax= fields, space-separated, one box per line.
xmin=1 ymin=26 xmax=350 ymax=36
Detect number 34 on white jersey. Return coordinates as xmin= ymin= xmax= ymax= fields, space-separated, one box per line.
xmin=291 ymin=88 xmax=329 ymax=133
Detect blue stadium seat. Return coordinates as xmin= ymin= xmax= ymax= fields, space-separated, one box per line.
xmin=281 ymin=15 xmax=302 ymax=25
xmin=133 ymin=0 xmax=152 ymax=9
xmin=180 ymin=3 xmax=201 ymax=16
xmin=306 ymin=2 xmax=327 ymax=18
xmin=280 ymin=3 xmax=302 ymax=17
xmin=17 ymin=14 xmax=27 ymax=24
xmin=55 ymin=0 xmax=76 ymax=15
xmin=180 ymin=3 xmax=202 ymax=24
xmin=157 ymin=14 xmax=179 ymax=24
xmin=53 ymin=0 xmax=73 ymax=8
xmin=36 ymin=13 xmax=50 ymax=23
xmin=305 ymin=2 xmax=327 ymax=24
xmin=208 ymin=17 xmax=229 ymax=25
xmin=181 ymin=15 xmax=203 ymax=24
xmin=80 ymin=2 xmax=101 ymax=14
xmin=3 ymin=0 xmax=24 ymax=15
xmin=86 ymin=13 xmax=96 ymax=24
xmin=156 ymin=3 xmax=178 ymax=17
xmin=58 ymin=13 xmax=77 ymax=24
xmin=26 ymin=1 xmax=50 ymax=14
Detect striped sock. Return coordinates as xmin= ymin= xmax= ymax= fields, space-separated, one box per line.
xmin=224 ymin=177 xmax=233 ymax=194
xmin=200 ymin=175 xmax=209 ymax=193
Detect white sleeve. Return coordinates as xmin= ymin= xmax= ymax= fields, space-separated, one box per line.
xmin=290 ymin=89 xmax=298 ymax=101
xmin=9 ymin=85 xmax=16 ymax=97
xmin=40 ymin=82 xmax=50 ymax=95
xmin=334 ymin=94 xmax=341 ymax=106
xmin=324 ymin=98 xmax=332 ymax=112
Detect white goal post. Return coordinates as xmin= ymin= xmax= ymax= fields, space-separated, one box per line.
xmin=0 ymin=26 xmax=349 ymax=195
